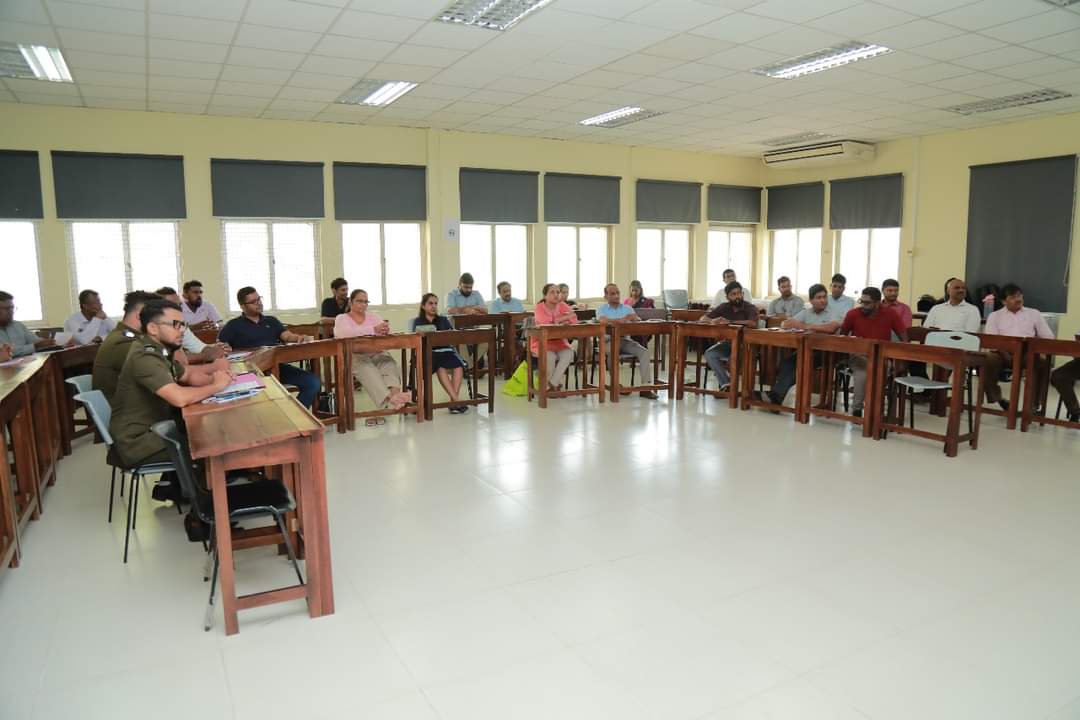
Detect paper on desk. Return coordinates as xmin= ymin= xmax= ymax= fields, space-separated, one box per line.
xmin=0 ymin=357 xmax=32 ymax=367
xmin=54 ymin=332 xmax=73 ymax=346
xmin=226 ymin=351 xmax=253 ymax=361
xmin=220 ymin=372 xmax=264 ymax=394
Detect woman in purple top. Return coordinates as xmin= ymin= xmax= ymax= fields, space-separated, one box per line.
xmin=334 ymin=289 xmax=411 ymax=411
xmin=622 ymin=279 xmax=655 ymax=346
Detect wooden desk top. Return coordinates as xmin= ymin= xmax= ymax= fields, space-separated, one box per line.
xmin=742 ymin=327 xmax=807 ymax=348
xmin=603 ymin=319 xmax=673 ymax=335
xmin=0 ymin=355 xmax=49 ymax=404
xmin=340 ymin=332 xmax=422 ymax=350
xmin=423 ymin=327 xmax=496 ymax=346
xmin=801 ymin=333 xmax=877 ymax=353
xmin=670 ymin=320 xmax=742 ymax=339
xmin=527 ymin=323 xmax=604 ymax=340
xmin=1026 ymin=336 xmax=1080 ymax=355
xmin=670 ymin=309 xmax=706 ymax=323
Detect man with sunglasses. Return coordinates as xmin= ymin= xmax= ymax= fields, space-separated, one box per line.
xmin=218 ymin=286 xmax=320 ymax=409
xmin=109 ymin=300 xmax=232 ymax=469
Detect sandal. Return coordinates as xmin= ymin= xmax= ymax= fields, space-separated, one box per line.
xmin=364 ymin=417 xmax=386 ymax=427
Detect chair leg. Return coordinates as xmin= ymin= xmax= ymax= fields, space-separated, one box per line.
xmin=108 ymin=466 xmax=117 ymax=523
xmin=272 ymin=511 xmax=305 ymax=587
xmin=203 ymin=532 xmax=216 ymax=581
xmin=119 ymin=471 xmax=125 ymax=498
xmin=909 ymin=388 xmax=916 ymax=429
xmin=124 ymin=471 xmax=139 ymax=563
xmin=967 ymin=377 xmax=974 ymax=435
xmin=205 ymin=548 xmax=220 ymax=631
xmin=131 ymin=472 xmax=140 ymax=530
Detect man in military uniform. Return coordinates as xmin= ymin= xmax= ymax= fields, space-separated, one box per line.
xmin=109 ymin=300 xmax=232 ymax=469
xmin=93 ymin=290 xmax=160 ymax=401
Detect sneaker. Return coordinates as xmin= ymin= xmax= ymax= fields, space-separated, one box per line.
xmin=639 ymin=391 xmax=659 ymax=399
xmin=997 ymin=399 xmax=1010 ymax=412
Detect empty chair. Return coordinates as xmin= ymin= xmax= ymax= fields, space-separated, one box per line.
xmin=65 ymin=374 xmax=93 ymax=394
xmin=888 ymin=331 xmax=980 ymax=432
xmin=662 ymin=289 xmax=689 ymax=310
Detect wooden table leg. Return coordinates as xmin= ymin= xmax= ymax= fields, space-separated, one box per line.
xmin=1006 ymin=349 xmax=1022 ymax=430
xmin=300 ymin=434 xmax=334 ymax=617
xmin=0 ymin=423 xmax=20 ymax=569
xmin=1021 ymin=349 xmax=1036 ymax=432
xmin=728 ymin=342 xmax=739 ymax=409
xmin=610 ymin=330 xmax=620 ymax=402
xmin=486 ymin=341 xmax=495 ymax=414
xmin=674 ymin=332 xmax=685 ymax=400
xmin=596 ymin=332 xmax=605 ymax=404
xmin=945 ymin=362 xmax=964 ymax=456
xmin=538 ymin=334 xmax=549 ymax=409
xmin=208 ymin=455 xmax=238 ymax=635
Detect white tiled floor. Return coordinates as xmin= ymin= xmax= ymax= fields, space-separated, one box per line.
xmin=3 ymin=384 xmax=1080 ymax=720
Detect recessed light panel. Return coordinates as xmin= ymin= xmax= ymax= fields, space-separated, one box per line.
xmin=0 ymin=42 xmax=72 ymax=82
xmin=335 ymin=79 xmax=418 ymax=107
xmin=945 ymin=89 xmax=1072 ymax=115
xmin=752 ymin=42 xmax=892 ymax=80
xmin=437 ymin=0 xmax=555 ymax=31
xmin=579 ymin=106 xmax=664 ymax=128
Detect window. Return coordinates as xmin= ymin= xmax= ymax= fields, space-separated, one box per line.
xmin=547 ymin=225 xmax=608 ymax=300
xmin=69 ymin=221 xmax=180 ymax=316
xmin=0 ymin=221 xmax=44 ymax=322
xmin=836 ymin=228 xmax=901 ymax=292
xmin=770 ymin=228 xmax=822 ymax=297
xmin=222 ymin=220 xmax=318 ymax=312
xmin=341 ymin=223 xmax=422 ymax=305
xmin=707 ymin=227 xmax=753 ymax=298
xmin=636 ymin=227 xmax=690 ymax=296
xmin=459 ymin=223 xmax=528 ymax=301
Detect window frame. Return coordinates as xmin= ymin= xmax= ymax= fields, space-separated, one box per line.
xmin=0 ymin=220 xmax=46 ymax=324
xmin=834 ymin=227 xmax=901 ymax=293
xmin=340 ymin=221 xmax=426 ymax=307
xmin=546 ymin=224 xmax=611 ymax=301
xmin=635 ymin=224 xmax=692 ymax=297
xmin=706 ymin=224 xmax=754 ymax=299
xmin=220 ymin=218 xmax=321 ymax=313
xmin=769 ymin=227 xmax=823 ymax=298
xmin=66 ymin=219 xmax=181 ymax=318
xmin=458 ymin=222 xmax=530 ymax=302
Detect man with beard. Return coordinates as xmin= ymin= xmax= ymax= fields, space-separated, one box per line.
xmin=839 ymin=287 xmax=908 ymax=417
xmin=702 ymin=281 xmax=759 ymax=392
xmin=767 ymin=275 xmax=804 ymax=318
xmin=109 ymin=300 xmax=232 ymax=469
xmin=446 ymin=272 xmax=486 ymax=316
xmin=880 ymin=278 xmax=913 ymax=332
xmin=180 ymin=279 xmax=222 ymax=326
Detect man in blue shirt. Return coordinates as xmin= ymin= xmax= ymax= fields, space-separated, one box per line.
xmin=489 ymin=281 xmax=525 ymax=313
xmin=446 ymin=273 xmax=486 ymax=316
xmin=597 ymin=283 xmax=657 ymax=399
xmin=218 ymin=286 xmax=321 ymax=409
xmin=827 ymin=273 xmax=854 ymax=315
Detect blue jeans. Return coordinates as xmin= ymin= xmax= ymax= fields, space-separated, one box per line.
xmin=704 ymin=341 xmax=733 ymax=387
xmin=279 ymin=363 xmax=321 ymax=409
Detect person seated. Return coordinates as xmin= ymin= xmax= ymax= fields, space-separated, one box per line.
xmin=334 ymin=289 xmax=411 ymax=411
xmin=532 ymin=283 xmax=578 ymax=393
xmin=767 ymin=276 xmax=804 ymax=318
xmin=180 ymin=280 xmax=223 ymax=326
xmin=827 ymin=273 xmax=854 ymax=315
xmin=446 ymin=272 xmax=486 ymax=315
xmin=597 ymin=283 xmax=657 ymax=399
xmin=320 ymin=277 xmax=349 ymax=319
xmin=93 ymin=290 xmax=160 ymax=402
xmin=766 ymin=283 xmax=844 ymax=405
xmin=108 ymin=299 xmax=232 ymax=469
xmin=415 ymin=293 xmax=469 ymax=413
xmin=880 ymin=279 xmax=913 ymax=332
xmin=156 ymin=287 xmax=229 ymax=365
xmin=1051 ymin=335 xmax=1080 ymax=423
xmin=557 ymin=283 xmax=588 ymax=310
xmin=218 ymin=286 xmax=321 ymax=409
xmin=702 ymin=281 xmax=758 ymax=392
xmin=839 ymin=287 xmax=908 ymax=417
xmin=489 ymin=281 xmax=525 ymax=313
xmin=712 ymin=268 xmax=754 ymax=307
xmin=0 ymin=290 xmax=53 ymax=357
xmin=64 ymin=289 xmax=115 ymax=345
xmin=925 ymin=278 xmax=980 ymax=332
xmin=623 ymin=280 xmax=655 ymax=310
xmin=983 ymin=283 xmax=1054 ymax=413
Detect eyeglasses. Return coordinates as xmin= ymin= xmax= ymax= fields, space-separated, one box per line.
xmin=241 ymin=297 xmax=263 ymax=305
xmin=155 ymin=319 xmax=189 ymax=330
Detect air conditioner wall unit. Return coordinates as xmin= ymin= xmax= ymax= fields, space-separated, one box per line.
xmin=762 ymin=140 xmax=875 ymax=168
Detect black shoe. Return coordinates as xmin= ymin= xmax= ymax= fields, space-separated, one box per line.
xmin=639 ymin=391 xmax=658 ymax=399
xmin=852 ymin=408 xmax=863 ymax=418
xmin=1067 ymin=411 xmax=1079 ymax=423
xmin=997 ymin=399 xmax=1010 ymax=412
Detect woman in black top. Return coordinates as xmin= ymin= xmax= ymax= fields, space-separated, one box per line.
xmin=414 ymin=293 xmax=468 ymax=413
xmin=320 ymin=277 xmax=349 ymax=319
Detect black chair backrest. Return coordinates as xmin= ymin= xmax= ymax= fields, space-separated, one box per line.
xmin=151 ymin=420 xmax=214 ymax=524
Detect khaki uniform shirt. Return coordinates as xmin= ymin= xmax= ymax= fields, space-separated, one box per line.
xmin=109 ymin=337 xmax=184 ymax=467
xmin=92 ymin=324 xmax=141 ymax=401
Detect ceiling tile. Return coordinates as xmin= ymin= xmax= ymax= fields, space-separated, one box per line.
xmin=362 ymin=62 xmax=437 ymax=82
xmin=265 ymin=97 xmax=327 ymax=112
xmin=57 ymin=28 xmax=145 ymax=56
xmin=548 ymin=43 xmax=629 ymax=66
xmin=5 ymin=77 xmax=82 ymax=95
xmin=382 ymin=44 xmax=466 ymax=68
xmin=514 ymin=61 xmax=590 ymax=83
xmin=747 ymin=26 xmax=847 ymax=56
xmin=705 ymin=70 xmax=776 ymax=91
xmin=484 ymin=76 xmax=558 ymax=94
xmin=262 ymin=109 xmax=318 ymax=120
xmin=698 ymin=45 xmax=784 ymax=71
xmin=554 ymin=0 xmax=656 ymax=20
xmin=966 ymin=79 xmax=1044 ymax=99
xmin=219 ymin=64 xmax=292 ymax=84
xmin=148 ymin=101 xmax=205 ymax=113
xmin=857 ymin=51 xmax=935 ymax=76
xmin=149 ymin=58 xmax=222 ymax=79
xmin=149 ymin=75 xmax=218 ymax=92
xmin=956 ymin=46 xmax=1047 ymax=72
xmin=1022 ymin=28 xmax=1080 ymax=56
xmin=0 ymin=20 xmax=58 ymax=45
xmin=0 ymin=0 xmax=49 ymax=24
xmin=12 ymin=92 xmax=82 ymax=106
xmin=933 ymin=1 xmax=1048 ymax=31
xmin=149 ymin=88 xmax=211 ymax=104
xmin=622 ymin=1 xmax=735 ymax=32
xmin=407 ymin=22 xmax=495 ymax=50
xmin=244 ymin=0 xmax=340 ymax=32
xmin=65 ymin=51 xmax=146 ymax=73
xmin=892 ymin=62 xmax=970 ymax=83
xmin=228 ymin=46 xmax=306 ymax=71
xmin=591 ymin=21 xmax=678 ymax=52
xmin=1029 ymin=65 xmax=1080 ymax=88
xmin=407 ymin=82 xmax=475 ymax=100
xmin=209 ymin=93 xmax=270 ymax=109
xmin=71 ymin=68 xmax=144 ymax=88
xmin=78 ymin=83 xmax=145 ymax=100
xmin=911 ymin=33 xmax=1006 ymax=61
xmin=330 ymin=11 xmax=425 ymax=42
xmin=930 ymin=71 xmax=1007 ymax=92
xmin=539 ymin=83 xmax=605 ymax=100
xmin=643 ymin=33 xmax=729 ymax=62
xmin=234 ymin=25 xmax=321 ymax=53
xmin=667 ymin=84 xmax=734 ymax=102
xmin=604 ymin=53 xmax=683 ymax=75
xmin=658 ymin=61 xmax=733 ymax=84
xmin=150 ymin=0 xmax=246 ymax=21
xmin=83 ymin=97 xmax=145 ymax=110
xmin=994 ymin=56 xmax=1080 ymax=80
xmin=572 ymin=69 xmax=639 ymax=88
xmin=912 ymin=92 xmax=979 ymax=109
xmin=213 ymin=80 xmax=281 ymax=97
xmin=298 ymin=55 xmax=374 ymax=77
xmin=743 ymin=0 xmax=861 ymax=24
xmin=811 ymin=5 xmax=922 ymax=35
xmin=150 ymin=38 xmax=230 ymax=64
xmin=510 ymin=94 xmax=572 ymax=110
xmin=313 ymin=35 xmax=398 ymax=62
xmin=981 ymin=9 xmax=1080 ymax=44
xmin=287 ymin=71 xmax=356 ymax=91
xmin=148 ymin=13 xmax=236 ymax=44
xmin=691 ymin=12 xmax=791 ymax=42
xmin=428 ymin=67 xmax=497 ymax=89
xmin=46 ymin=0 xmax=144 ymax=35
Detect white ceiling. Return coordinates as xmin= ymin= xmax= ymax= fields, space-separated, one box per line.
xmin=2 ymin=0 xmax=1080 ymax=155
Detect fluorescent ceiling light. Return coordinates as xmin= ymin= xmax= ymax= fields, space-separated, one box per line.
xmin=760 ymin=131 xmax=834 ymax=147
xmin=945 ymin=89 xmax=1072 ymax=115
xmin=0 ymin=42 xmax=72 ymax=82
xmin=437 ymin=0 xmax=555 ymax=31
xmin=579 ymin=106 xmax=664 ymax=128
xmin=752 ymin=42 xmax=892 ymax=80
xmin=335 ymin=79 xmax=417 ymax=106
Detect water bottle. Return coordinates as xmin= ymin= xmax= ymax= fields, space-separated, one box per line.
xmin=982 ymin=294 xmax=994 ymax=320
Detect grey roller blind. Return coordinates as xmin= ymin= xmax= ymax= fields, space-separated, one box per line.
xmin=0 ymin=150 xmax=43 ymax=219
xmin=965 ymin=155 xmax=1076 ymax=313
xmin=766 ymin=182 xmax=824 ymax=229
xmin=459 ymin=168 xmax=538 ymax=223
xmin=707 ymin=185 xmax=760 ymax=223
xmin=333 ymin=163 xmax=426 ymax=221
xmin=544 ymin=173 xmax=619 ymax=224
xmin=211 ymin=159 xmax=324 ymax=218
xmin=829 ymin=174 xmax=903 ymax=229
xmin=52 ymin=151 xmax=186 ymax=219
xmin=636 ymin=179 xmax=701 ymax=223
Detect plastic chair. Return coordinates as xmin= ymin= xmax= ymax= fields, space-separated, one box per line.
xmin=888 ymin=331 xmax=980 ymax=433
xmin=662 ymin=289 xmax=689 ymax=310
xmin=65 ymin=374 xmax=93 ymax=394
xmin=73 ymin=390 xmax=176 ymax=563
xmin=151 ymin=420 xmax=304 ymax=632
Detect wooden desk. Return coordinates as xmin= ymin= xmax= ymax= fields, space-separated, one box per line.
xmin=741 ymin=328 xmax=806 ymax=418
xmin=873 ymin=342 xmax=985 ymax=457
xmin=193 ymin=327 xmax=220 ymax=345
xmin=1022 ymin=337 xmax=1080 ymax=432
xmin=451 ymin=312 xmax=523 ymax=380
xmin=798 ymin=334 xmax=879 ymax=437
xmin=422 ymin=327 xmax=495 ymax=419
xmin=670 ymin=322 xmax=741 ymax=408
xmin=526 ymin=323 xmax=606 ymax=409
xmin=49 ymin=343 xmax=99 ymax=455
xmin=244 ymin=340 xmax=349 ymax=434
xmin=605 ymin=320 xmax=672 ymax=401
xmin=342 ymin=334 xmax=425 ymax=428
xmin=183 ymin=373 xmax=333 ymax=635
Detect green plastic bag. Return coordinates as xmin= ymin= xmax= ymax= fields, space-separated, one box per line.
xmin=502 ymin=360 xmax=538 ymax=397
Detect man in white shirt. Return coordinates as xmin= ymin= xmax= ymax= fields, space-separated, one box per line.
xmin=713 ymin=268 xmax=754 ymax=307
xmin=826 ymin=274 xmax=854 ymax=315
xmin=64 ymin=289 xmax=115 ymax=344
xmin=924 ymin=278 xmax=980 ymax=333
xmin=180 ymin=280 xmax=222 ymax=326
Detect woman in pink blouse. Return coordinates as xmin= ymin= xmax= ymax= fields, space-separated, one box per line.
xmin=334 ymin=289 xmax=411 ymax=411
xmin=531 ymin=283 xmax=578 ymax=391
